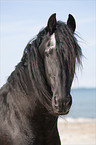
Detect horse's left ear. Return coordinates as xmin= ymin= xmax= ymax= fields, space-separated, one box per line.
xmin=67 ymin=14 xmax=76 ymax=33
xmin=47 ymin=13 xmax=56 ymax=35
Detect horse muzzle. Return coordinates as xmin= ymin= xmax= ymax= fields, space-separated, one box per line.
xmin=52 ymin=94 xmax=72 ymax=115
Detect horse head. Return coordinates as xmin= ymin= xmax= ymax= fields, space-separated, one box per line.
xmin=39 ymin=13 xmax=81 ymax=115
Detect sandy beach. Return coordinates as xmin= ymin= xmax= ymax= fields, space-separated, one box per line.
xmin=58 ymin=118 xmax=96 ymax=145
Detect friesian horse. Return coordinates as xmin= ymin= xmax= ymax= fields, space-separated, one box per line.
xmin=0 ymin=13 xmax=82 ymax=145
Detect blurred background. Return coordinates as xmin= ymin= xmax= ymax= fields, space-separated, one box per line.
xmin=0 ymin=1 xmax=96 ymax=117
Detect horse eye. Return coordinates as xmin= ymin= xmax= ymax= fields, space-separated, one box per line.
xmin=45 ymin=51 xmax=49 ymax=57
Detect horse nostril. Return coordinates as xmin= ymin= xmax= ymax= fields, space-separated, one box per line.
xmin=65 ymin=95 xmax=72 ymax=107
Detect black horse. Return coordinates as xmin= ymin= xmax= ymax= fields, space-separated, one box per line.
xmin=0 ymin=13 xmax=82 ymax=145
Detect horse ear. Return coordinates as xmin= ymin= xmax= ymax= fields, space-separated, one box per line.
xmin=67 ymin=14 xmax=76 ymax=33
xmin=47 ymin=13 xmax=56 ymax=35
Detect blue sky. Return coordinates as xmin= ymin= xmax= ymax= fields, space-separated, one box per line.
xmin=0 ymin=0 xmax=96 ymax=88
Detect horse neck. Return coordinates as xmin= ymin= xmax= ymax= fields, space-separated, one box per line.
xmin=7 ymin=64 xmax=35 ymax=113
xmin=30 ymin=105 xmax=58 ymax=137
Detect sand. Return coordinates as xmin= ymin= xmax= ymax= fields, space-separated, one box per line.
xmin=58 ymin=118 xmax=96 ymax=145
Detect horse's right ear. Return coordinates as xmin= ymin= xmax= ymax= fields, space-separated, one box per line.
xmin=47 ymin=13 xmax=56 ymax=35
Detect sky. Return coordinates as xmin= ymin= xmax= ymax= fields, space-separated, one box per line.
xmin=0 ymin=0 xmax=96 ymax=88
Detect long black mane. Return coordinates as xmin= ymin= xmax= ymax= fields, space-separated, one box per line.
xmin=8 ymin=27 xmax=53 ymax=112
xmin=55 ymin=21 xmax=82 ymax=93
xmin=7 ymin=21 xmax=82 ymax=113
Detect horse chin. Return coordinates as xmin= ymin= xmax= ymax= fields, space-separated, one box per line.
xmin=59 ymin=110 xmax=69 ymax=116
xmin=53 ymin=108 xmax=70 ymax=116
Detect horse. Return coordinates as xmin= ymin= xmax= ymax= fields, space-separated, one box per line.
xmin=0 ymin=13 xmax=82 ymax=145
